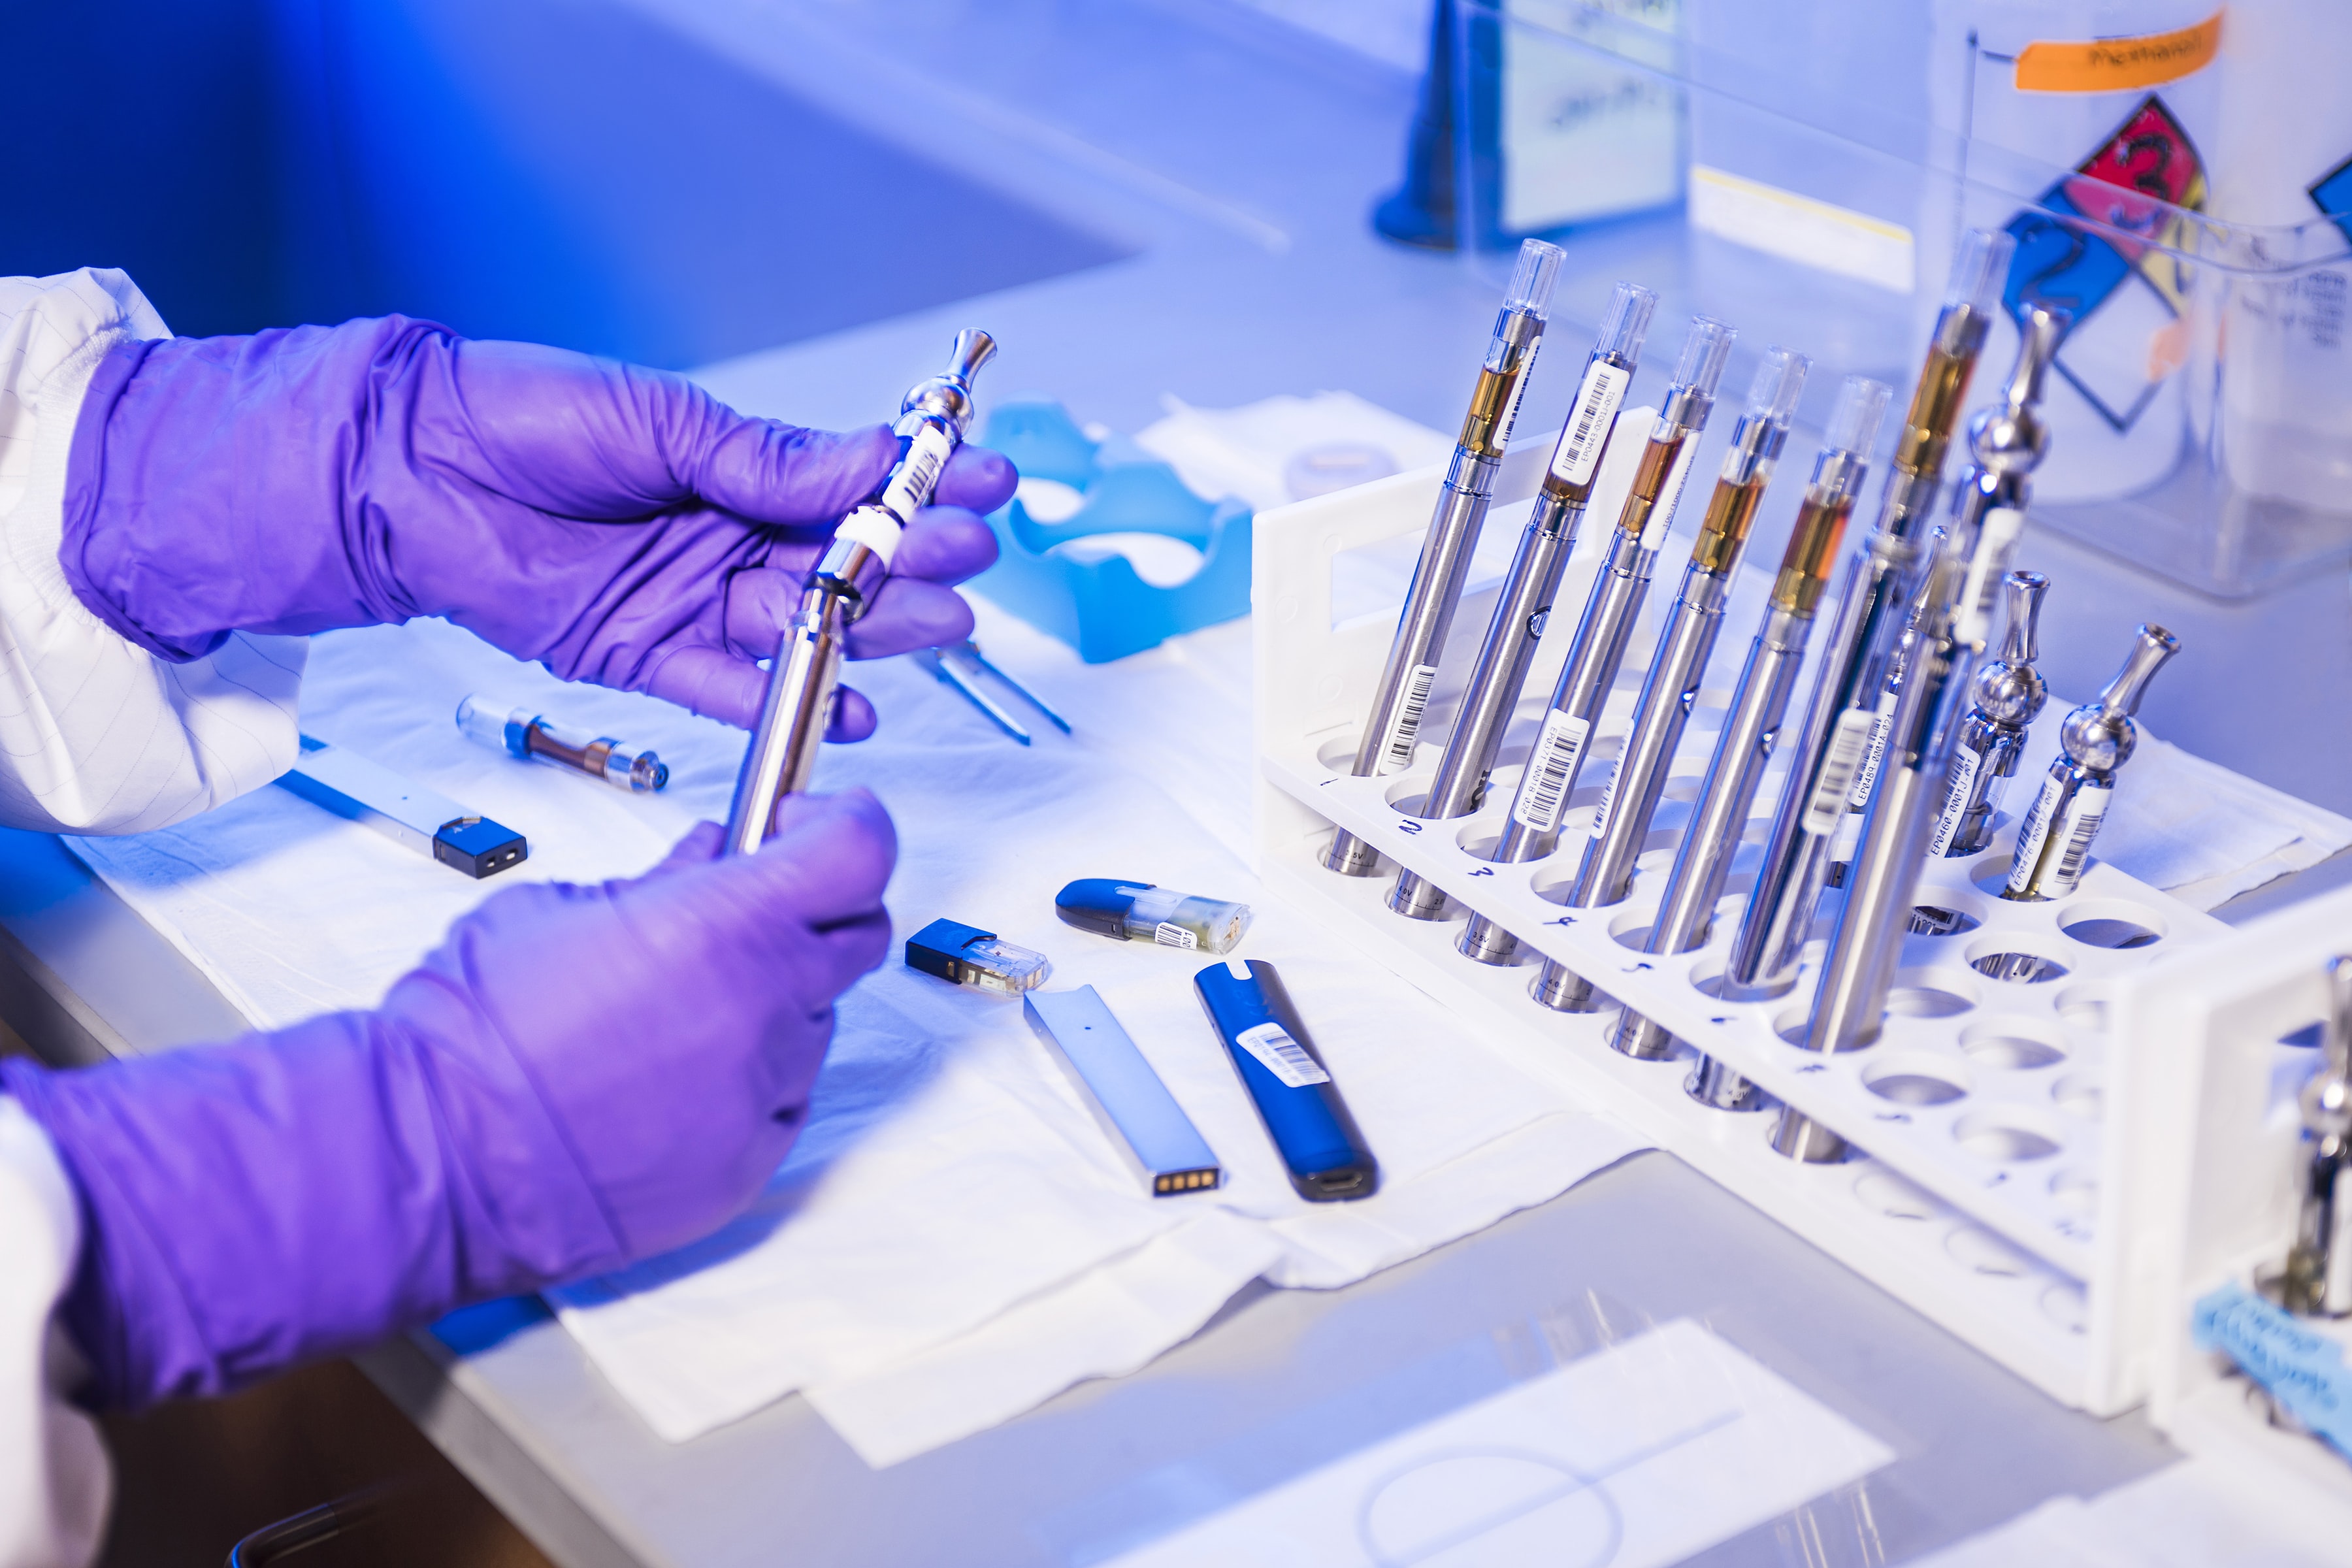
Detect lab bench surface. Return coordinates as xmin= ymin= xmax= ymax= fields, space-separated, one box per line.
xmin=0 ymin=824 xmax=2177 ymax=1568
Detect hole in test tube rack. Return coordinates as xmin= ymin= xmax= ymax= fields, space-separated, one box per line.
xmin=1525 ymin=839 xmax=1612 ymax=905
xmin=1959 ymin=1019 xmax=2068 ymax=1070
xmin=1968 ymin=855 xmax=2017 ymax=898
xmin=1455 ymin=821 xmax=1509 ymax=858
xmin=2051 ymin=1073 xmax=2105 ymax=1122
xmin=1382 ymin=781 xmax=1433 ymax=815
xmin=1953 ymin=1110 xmax=2063 ymax=1163
xmin=2040 ymin=1282 xmax=2089 ymax=1335
xmin=1946 ymin=1224 xmax=2036 ymax=1278
xmin=1854 ymin=1168 xmax=1941 ymax=1221
xmin=1315 ymin=732 xmax=1367 ymax=771
xmin=2051 ymin=1168 xmax=2099 ymax=1213
xmin=1908 ymin=904 xmax=1983 ymax=938
xmin=2056 ymin=983 xmax=2115 ymax=1032
xmin=2057 ymin=899 xmax=2167 ymax=950
xmin=1968 ymin=950 xmax=2070 ymax=985
xmin=1607 ymin=907 xmax=1658 ymax=951
xmin=1862 ymin=1053 xmax=1972 ymax=1106
xmin=1885 ymin=968 xmax=1980 ymax=1020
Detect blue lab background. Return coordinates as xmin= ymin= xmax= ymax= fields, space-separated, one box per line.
xmin=4 ymin=0 xmax=1127 ymax=364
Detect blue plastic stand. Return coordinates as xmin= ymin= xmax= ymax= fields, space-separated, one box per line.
xmin=970 ymin=400 xmax=1253 ymax=664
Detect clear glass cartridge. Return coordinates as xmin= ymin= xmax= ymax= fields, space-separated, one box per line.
xmin=1503 ymin=237 xmax=1566 ymax=316
xmin=457 ymin=693 xmax=669 ymax=792
xmin=906 ymin=918 xmax=1053 ymax=996
xmin=1693 ymin=347 xmax=1810 ymax=574
xmin=1771 ymin=376 xmax=1893 ymax=615
xmin=1897 ymin=229 xmax=2018 ymax=482
xmin=1615 ymin=315 xmax=1733 ymax=547
xmin=1056 ymin=878 xmax=1252 ymax=954
xmin=1461 ymin=238 xmax=1567 ymax=457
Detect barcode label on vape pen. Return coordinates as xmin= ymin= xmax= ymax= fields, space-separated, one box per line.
xmin=1513 ymin=710 xmax=1591 ymax=832
xmin=880 ymin=423 xmax=956 ymax=525
xmin=1548 ymin=361 xmax=1630 ymax=488
xmin=1955 ymin=508 xmax=2027 ymax=648
xmin=1235 ymin=1022 xmax=1329 ymax=1088
xmin=1850 ymin=693 xmax=1897 ymax=808
xmin=1153 ymin=923 xmax=1198 ymax=950
xmin=1495 ymin=335 xmax=1541 ymax=448
xmin=1588 ymin=752 xmax=1625 ymax=840
xmin=2048 ymin=785 xmax=2110 ymax=894
xmin=1801 ymin=708 xmax=1878 ymax=835
xmin=1829 ymin=808 xmax=1864 ymax=868
xmin=1927 ymin=744 xmax=1985 ymax=858
xmin=1638 ymin=438 xmax=1703 ymax=550
xmin=2006 ymin=775 xmax=2066 ymax=896
xmin=1379 ymin=663 xmax=1440 ymax=773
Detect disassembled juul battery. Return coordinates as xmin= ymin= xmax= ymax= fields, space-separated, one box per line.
xmin=2002 ymin=622 xmax=2181 ymax=904
xmin=1025 ymin=987 xmax=1222 ymax=1197
xmin=456 ymin=694 xmax=669 ymax=792
xmin=1322 ymin=240 xmax=1564 ymax=879
xmin=1054 ymin=879 xmax=1253 ymax=954
xmin=278 ymin=736 xmax=528 ymax=879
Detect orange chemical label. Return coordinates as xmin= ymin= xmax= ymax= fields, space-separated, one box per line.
xmin=2015 ymin=12 xmax=2221 ymax=93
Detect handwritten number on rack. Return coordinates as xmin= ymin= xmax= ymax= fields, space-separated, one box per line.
xmin=1397 ymin=820 xmax=1422 ymax=836
xmin=1875 ymin=1111 xmax=1912 ymax=1124
xmin=1470 ymin=867 xmax=1494 ymax=877
xmin=1548 ymin=916 xmax=1576 ymax=926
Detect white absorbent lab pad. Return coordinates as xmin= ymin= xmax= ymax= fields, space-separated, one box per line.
xmin=1100 ymin=1318 xmax=1895 ymax=1568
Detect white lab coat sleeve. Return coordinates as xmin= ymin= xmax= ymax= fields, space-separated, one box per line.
xmin=0 ymin=1094 xmax=107 ymax=1568
xmin=0 ymin=269 xmax=304 ymax=836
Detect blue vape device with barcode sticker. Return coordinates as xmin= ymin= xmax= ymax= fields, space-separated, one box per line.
xmin=1193 ymin=959 xmax=1378 ymax=1201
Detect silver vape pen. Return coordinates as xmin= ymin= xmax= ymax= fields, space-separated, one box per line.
xmin=1383 ymin=284 xmax=1663 ymax=919
xmin=1926 ymin=570 xmax=2049 ymax=859
xmin=1526 ymin=350 xmax=1809 ymax=1013
xmin=2276 ymin=956 xmax=2352 ymax=1318
xmin=2002 ymin=622 xmax=2180 ymax=904
xmin=1322 ymin=241 xmax=1564 ymax=877
xmin=1442 ymin=316 xmax=1737 ymax=953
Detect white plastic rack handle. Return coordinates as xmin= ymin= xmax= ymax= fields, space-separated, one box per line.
xmin=1253 ymin=421 xmax=2227 ymax=1415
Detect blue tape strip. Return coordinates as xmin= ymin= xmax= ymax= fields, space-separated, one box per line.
xmin=2192 ymin=1281 xmax=2352 ymax=1457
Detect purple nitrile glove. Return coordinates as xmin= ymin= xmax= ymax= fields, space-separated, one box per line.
xmin=0 ymin=792 xmax=892 ymax=1409
xmin=59 ymin=321 xmax=1017 ymax=741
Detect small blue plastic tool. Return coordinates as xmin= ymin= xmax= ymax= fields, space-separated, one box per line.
xmin=968 ymin=400 xmax=1252 ymax=664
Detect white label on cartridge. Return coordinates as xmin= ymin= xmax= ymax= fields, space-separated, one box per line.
xmin=1802 ymin=708 xmax=1877 ymax=836
xmin=1927 ymin=744 xmax=1984 ymax=858
xmin=1514 ymin=710 xmax=1590 ymax=834
xmin=1379 ymin=663 xmax=1440 ymax=774
xmin=2048 ymin=784 xmax=2110 ymax=896
xmin=1495 ymin=335 xmax=1541 ymax=449
xmin=880 ymin=423 xmax=956 ymax=525
xmin=1850 ymin=691 xmax=1897 ymax=808
xmin=1549 ymin=361 xmax=1630 ymax=488
xmin=1955 ymin=508 xmax=2027 ymax=649
xmin=1236 ymin=1022 xmax=1330 ymax=1088
xmin=1638 ymin=436 xmax=1703 ymax=551
xmin=2007 ymin=774 xmax=2066 ymax=896
xmin=1153 ymin=922 xmax=1198 ymax=950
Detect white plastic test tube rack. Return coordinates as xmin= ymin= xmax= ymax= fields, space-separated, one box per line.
xmin=1252 ymin=419 xmax=2228 ymax=1414
xmin=2131 ymin=880 xmax=2352 ymax=1514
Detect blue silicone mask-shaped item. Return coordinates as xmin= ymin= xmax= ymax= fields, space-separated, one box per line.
xmin=970 ymin=400 xmax=1253 ymax=664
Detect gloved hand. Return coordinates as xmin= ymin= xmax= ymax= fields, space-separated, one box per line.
xmin=0 ymin=792 xmax=892 ymax=1409
xmin=59 ymin=321 xmax=1017 ymax=740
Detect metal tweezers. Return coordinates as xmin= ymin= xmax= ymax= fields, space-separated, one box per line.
xmin=914 ymin=639 xmax=1073 ymax=745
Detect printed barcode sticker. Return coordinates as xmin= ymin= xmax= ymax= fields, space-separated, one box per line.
xmin=2006 ymin=774 xmax=2066 ymax=895
xmin=1801 ymin=708 xmax=1878 ymax=835
xmin=1379 ymin=663 xmax=1441 ymax=774
xmin=1548 ymin=361 xmax=1631 ymax=488
xmin=1850 ymin=693 xmax=1897 ymax=808
xmin=1494 ymin=335 xmax=1541 ymax=449
xmin=1235 ymin=1022 xmax=1330 ymax=1088
xmin=880 ymin=423 xmax=956 ymax=525
xmin=1927 ymin=744 xmax=1985 ymax=857
xmin=2049 ymin=785 xmax=2111 ymax=894
xmin=1588 ymin=753 xmax=1624 ymax=841
xmin=1153 ymin=922 xmax=1198 ymax=951
xmin=1512 ymin=710 xmax=1591 ymax=833
xmin=1637 ymin=437 xmax=1703 ymax=550
xmin=1954 ymin=508 xmax=2027 ymax=648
